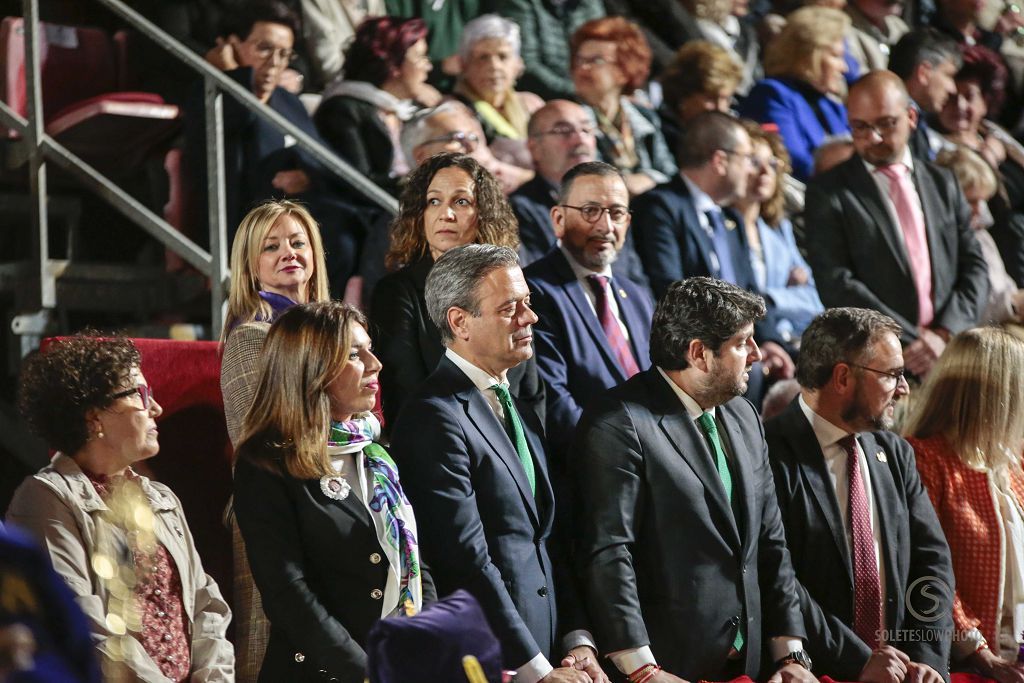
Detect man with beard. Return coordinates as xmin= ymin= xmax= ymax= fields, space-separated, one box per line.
xmin=525 ymin=161 xmax=654 ymax=456
xmin=803 ymin=71 xmax=987 ymax=378
xmin=572 ymin=277 xmax=814 ymax=683
xmin=765 ymin=307 xmax=953 ymax=683
xmin=390 ymin=244 xmax=605 ymax=683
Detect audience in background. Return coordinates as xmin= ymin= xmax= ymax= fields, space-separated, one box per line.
xmin=682 ymin=0 xmax=762 ymax=94
xmin=316 ymin=17 xmax=434 ymax=198
xmin=657 ymin=41 xmax=743 ymax=159
xmin=906 ymin=327 xmax=1024 ymax=677
xmin=845 ymin=0 xmax=910 ymax=72
xmin=740 ymin=6 xmax=852 ymax=181
xmin=299 ymin=0 xmax=385 ymax=90
xmin=449 ymin=14 xmax=545 ymax=169
xmin=570 ymin=17 xmax=677 ymax=196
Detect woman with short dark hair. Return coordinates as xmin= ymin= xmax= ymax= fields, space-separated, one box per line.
xmin=9 ymin=336 xmax=234 ymax=682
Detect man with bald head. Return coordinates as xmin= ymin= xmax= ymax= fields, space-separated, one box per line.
xmin=804 ymin=71 xmax=988 ymax=378
xmin=512 ymin=101 xmax=648 ymax=287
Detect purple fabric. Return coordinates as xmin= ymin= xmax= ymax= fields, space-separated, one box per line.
xmin=366 ymin=590 xmax=503 ymax=683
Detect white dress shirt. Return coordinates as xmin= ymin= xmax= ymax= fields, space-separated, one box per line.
xmin=797 ymin=395 xmax=887 ymax=620
xmin=559 ymin=244 xmax=631 ymax=341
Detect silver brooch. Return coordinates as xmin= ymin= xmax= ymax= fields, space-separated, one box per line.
xmin=320 ymin=475 xmax=351 ymax=501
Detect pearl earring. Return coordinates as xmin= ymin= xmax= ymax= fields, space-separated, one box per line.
xmin=97 ymin=431 xmax=104 ymax=439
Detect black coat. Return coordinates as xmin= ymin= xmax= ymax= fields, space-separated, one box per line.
xmin=233 ymin=456 xmax=437 ymax=683
xmin=765 ymin=399 xmax=954 ymax=680
xmin=314 ymin=95 xmax=401 ymax=198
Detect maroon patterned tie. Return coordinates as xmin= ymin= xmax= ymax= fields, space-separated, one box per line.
xmin=586 ymin=274 xmax=641 ymax=378
xmin=839 ymin=434 xmax=883 ymax=647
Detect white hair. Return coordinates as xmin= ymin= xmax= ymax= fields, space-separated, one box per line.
xmin=399 ymin=101 xmax=477 ymax=164
xmin=458 ymin=14 xmax=521 ymax=62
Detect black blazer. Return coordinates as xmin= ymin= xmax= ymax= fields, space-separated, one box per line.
xmin=370 ymin=256 xmax=546 ymax=429
xmin=803 ymin=154 xmax=989 ymax=342
xmin=764 ymin=400 xmax=954 ymax=681
xmin=571 ymin=369 xmax=806 ymax=680
xmin=389 ymin=355 xmax=563 ymax=669
xmin=233 ymin=455 xmax=437 ymax=683
xmin=314 ymin=95 xmax=401 ymax=198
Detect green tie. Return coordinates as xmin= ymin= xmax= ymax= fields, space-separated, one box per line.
xmin=490 ymin=383 xmax=536 ymax=496
xmin=697 ymin=411 xmax=744 ymax=652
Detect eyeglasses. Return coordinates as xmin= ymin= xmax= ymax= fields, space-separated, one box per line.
xmin=848 ymin=363 xmax=907 ymax=385
xmin=251 ymin=41 xmax=297 ymax=64
xmin=109 ymin=385 xmax=154 ymax=410
xmin=532 ymin=124 xmax=596 ymax=139
xmin=559 ymin=203 xmax=631 ymax=225
xmin=574 ymin=54 xmax=614 ymax=69
xmin=720 ymin=148 xmax=757 ymax=166
xmin=849 ymin=116 xmax=901 ymax=139
xmin=419 ymin=131 xmax=480 ymax=151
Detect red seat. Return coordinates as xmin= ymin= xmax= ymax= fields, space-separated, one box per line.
xmin=0 ymin=17 xmax=180 ymax=175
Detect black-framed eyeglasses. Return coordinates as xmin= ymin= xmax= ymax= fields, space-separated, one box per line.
xmin=109 ymin=385 xmax=154 ymax=410
xmin=849 ymin=116 xmax=901 ymax=139
xmin=532 ymin=124 xmax=596 ymax=139
xmin=419 ymin=131 xmax=480 ymax=151
xmin=848 ymin=363 xmax=906 ymax=385
xmin=559 ymin=203 xmax=631 ymax=225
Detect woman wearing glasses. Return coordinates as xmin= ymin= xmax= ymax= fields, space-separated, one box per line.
xmin=8 ymin=336 xmax=234 ymax=682
xmin=370 ymin=152 xmax=544 ymax=430
xmin=315 ymin=16 xmax=435 ymax=198
xmin=905 ymin=327 xmax=1024 ymax=682
xmin=734 ymin=121 xmax=823 ymax=347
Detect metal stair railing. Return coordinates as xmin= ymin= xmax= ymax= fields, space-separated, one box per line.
xmin=0 ymin=0 xmax=399 ymax=344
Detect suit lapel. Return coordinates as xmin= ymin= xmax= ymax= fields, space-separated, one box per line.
xmin=518 ymin=395 xmax=555 ymax=532
xmin=553 ymin=252 xmax=627 ymax=382
xmin=859 ymin=431 xmax=901 ymax=623
xmin=460 ymin=387 xmax=542 ymax=527
xmin=614 ymin=279 xmax=649 ymax=367
xmin=847 ymin=159 xmax=913 ymax=281
xmin=782 ymin=402 xmax=853 ymax=584
xmin=717 ymin=404 xmax=756 ymax=551
xmin=911 ymin=164 xmax=947 ymax=296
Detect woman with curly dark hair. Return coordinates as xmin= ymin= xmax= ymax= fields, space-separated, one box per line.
xmin=570 ymin=16 xmax=676 ymax=195
xmin=8 ymin=336 xmax=234 ymax=682
xmin=370 ymin=152 xmax=543 ymax=429
xmin=314 ymin=16 xmax=437 ymax=197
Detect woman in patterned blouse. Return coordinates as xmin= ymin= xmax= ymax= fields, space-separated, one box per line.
xmin=8 ymin=335 xmax=234 ymax=682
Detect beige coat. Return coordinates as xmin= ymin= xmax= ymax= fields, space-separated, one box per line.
xmin=6 ymin=454 xmax=234 ymax=682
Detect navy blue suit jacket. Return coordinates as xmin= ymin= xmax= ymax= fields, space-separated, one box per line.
xmin=525 ymin=247 xmax=654 ymax=455
xmin=389 ymin=355 xmax=562 ymax=669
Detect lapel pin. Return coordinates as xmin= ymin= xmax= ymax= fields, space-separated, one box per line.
xmin=618 ymin=288 xmax=628 ymax=299
xmin=875 ymin=450 xmax=887 ymax=463
xmin=724 ymin=218 xmax=737 ymax=231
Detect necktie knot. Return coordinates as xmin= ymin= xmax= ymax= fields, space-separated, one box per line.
xmin=586 ymin=273 xmax=610 ymax=293
xmin=876 ymin=163 xmax=906 ymax=182
xmin=837 ymin=434 xmax=857 ymax=457
xmin=697 ymin=411 xmax=718 ymax=438
xmin=490 ymin=382 xmax=512 ymax=403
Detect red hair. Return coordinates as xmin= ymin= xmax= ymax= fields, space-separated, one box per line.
xmin=342 ymin=16 xmax=428 ymax=86
xmin=570 ymin=17 xmax=651 ymax=94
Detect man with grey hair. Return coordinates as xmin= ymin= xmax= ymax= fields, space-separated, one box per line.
xmin=765 ymin=307 xmax=953 ymax=683
xmin=390 ymin=244 xmax=606 ymax=683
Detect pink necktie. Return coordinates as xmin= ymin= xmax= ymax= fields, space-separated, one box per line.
xmin=839 ymin=435 xmax=883 ymax=647
xmin=586 ymin=274 xmax=641 ymax=378
xmin=876 ymin=164 xmax=934 ymax=327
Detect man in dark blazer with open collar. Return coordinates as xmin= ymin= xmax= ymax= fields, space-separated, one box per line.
xmin=390 ymin=244 xmax=603 ymax=683
xmin=572 ymin=277 xmax=813 ymax=683
xmin=804 ymin=71 xmax=988 ymax=378
xmin=765 ymin=307 xmax=953 ymax=683
xmin=525 ymin=162 xmax=654 ymax=457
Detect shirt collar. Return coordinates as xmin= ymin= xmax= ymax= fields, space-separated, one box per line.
xmin=864 ymin=146 xmax=915 ymax=176
xmin=656 ymin=366 xmax=713 ymax=420
xmin=445 ymin=348 xmax=505 ymax=392
xmin=559 ymin=244 xmax=613 ymax=280
xmin=798 ymin=393 xmax=852 ymax=450
xmin=681 ymin=173 xmax=720 ymax=216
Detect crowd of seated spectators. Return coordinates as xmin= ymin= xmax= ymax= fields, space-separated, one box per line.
xmin=7 ymin=0 xmax=1024 ymax=679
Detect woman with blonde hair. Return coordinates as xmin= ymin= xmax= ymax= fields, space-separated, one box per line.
xmin=219 ymin=199 xmax=330 ymax=681
xmin=905 ymin=327 xmax=1024 ymax=680
xmin=371 ymin=152 xmax=543 ymax=429
xmin=233 ymin=301 xmax=434 ymax=682
xmin=739 ymin=6 xmax=851 ymax=180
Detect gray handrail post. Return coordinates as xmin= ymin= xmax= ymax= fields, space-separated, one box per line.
xmin=205 ymin=76 xmax=228 ymax=336
xmin=23 ymin=0 xmax=52 ymax=312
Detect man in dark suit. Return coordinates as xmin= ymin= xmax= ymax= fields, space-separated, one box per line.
xmin=525 ymin=161 xmax=654 ymax=456
xmin=632 ymin=111 xmax=795 ymax=390
xmin=390 ymin=244 xmax=604 ymax=683
xmin=572 ymin=277 xmax=813 ymax=683
xmin=765 ymin=307 xmax=953 ymax=683
xmin=888 ymin=29 xmax=961 ymax=161
xmin=804 ymin=71 xmax=988 ymax=378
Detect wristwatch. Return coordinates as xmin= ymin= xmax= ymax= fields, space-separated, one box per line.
xmin=775 ymin=650 xmax=813 ymax=672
